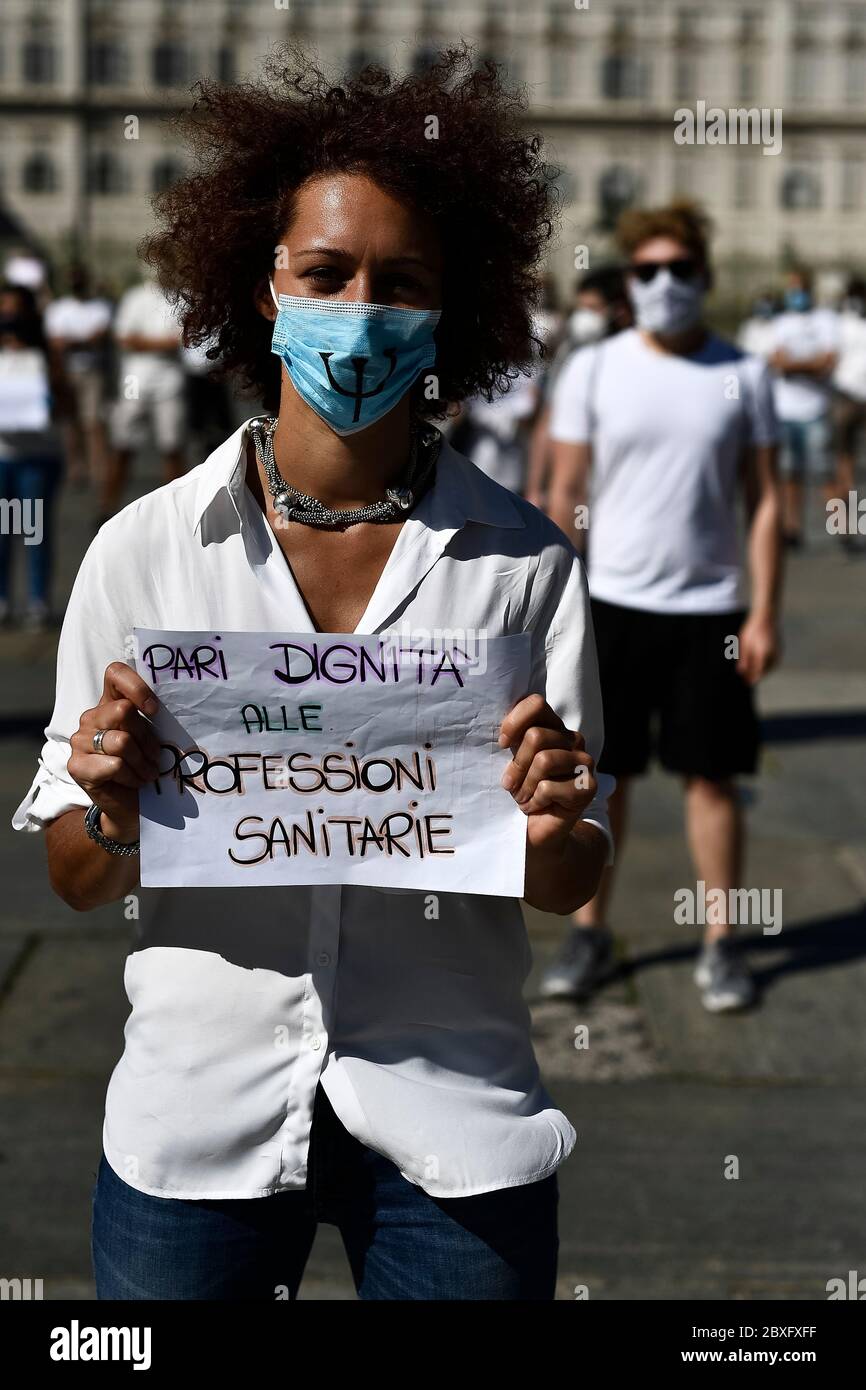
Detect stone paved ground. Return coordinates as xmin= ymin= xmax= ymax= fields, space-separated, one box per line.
xmin=1 ymin=451 xmax=863 ymax=1299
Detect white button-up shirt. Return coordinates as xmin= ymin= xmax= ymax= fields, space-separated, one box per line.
xmin=12 ymin=420 xmax=613 ymax=1200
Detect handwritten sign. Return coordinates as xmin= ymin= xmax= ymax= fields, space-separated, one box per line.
xmin=133 ymin=628 xmax=531 ymax=896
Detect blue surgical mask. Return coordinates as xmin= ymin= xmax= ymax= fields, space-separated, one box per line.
xmin=785 ymin=288 xmax=811 ymax=313
xmin=269 ymin=279 xmax=440 ymax=435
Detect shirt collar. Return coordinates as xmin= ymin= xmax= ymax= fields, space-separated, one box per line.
xmin=191 ymin=418 xmax=526 ymax=538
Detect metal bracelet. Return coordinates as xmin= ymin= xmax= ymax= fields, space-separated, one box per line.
xmin=84 ymin=801 xmax=140 ymax=857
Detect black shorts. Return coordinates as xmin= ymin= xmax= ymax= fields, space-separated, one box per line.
xmin=590 ymin=598 xmax=760 ymax=780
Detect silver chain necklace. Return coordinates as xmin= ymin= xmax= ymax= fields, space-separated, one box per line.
xmin=249 ymin=415 xmax=441 ymax=529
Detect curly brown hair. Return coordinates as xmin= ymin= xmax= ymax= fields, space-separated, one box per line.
xmin=142 ymin=44 xmax=559 ymax=416
xmin=615 ymin=199 xmax=713 ymax=266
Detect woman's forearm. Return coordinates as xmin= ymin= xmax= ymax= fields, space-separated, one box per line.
xmin=45 ymin=808 xmax=141 ymax=912
xmin=523 ymin=820 xmax=608 ymax=915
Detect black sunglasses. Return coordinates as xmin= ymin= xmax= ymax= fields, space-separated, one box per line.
xmin=629 ymin=258 xmax=701 ymax=284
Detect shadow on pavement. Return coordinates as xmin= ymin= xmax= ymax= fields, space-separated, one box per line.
xmin=617 ymin=907 xmax=866 ymax=993
xmin=761 ymin=709 xmax=866 ymax=742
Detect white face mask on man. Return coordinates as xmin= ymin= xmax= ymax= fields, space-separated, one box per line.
xmin=568 ymin=307 xmax=609 ymax=344
xmin=627 ymin=265 xmax=705 ymax=336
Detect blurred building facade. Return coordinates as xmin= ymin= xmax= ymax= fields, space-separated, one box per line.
xmin=0 ymin=0 xmax=865 ymax=296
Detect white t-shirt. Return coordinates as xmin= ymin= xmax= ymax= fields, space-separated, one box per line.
xmin=0 ymin=348 xmax=62 ymax=457
xmin=833 ymin=311 xmax=866 ymax=403
xmin=549 ymin=328 xmax=778 ymax=615
xmin=114 ymin=282 xmax=183 ymax=389
xmin=737 ymin=316 xmax=777 ymax=361
xmin=770 ymin=308 xmax=839 ymax=422
xmin=44 ymin=295 xmax=112 ymax=372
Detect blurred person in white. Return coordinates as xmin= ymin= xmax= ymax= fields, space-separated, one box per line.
xmin=830 ymin=275 xmax=866 ymax=555
xmin=44 ymin=265 xmax=112 ymax=489
xmin=12 ymin=50 xmax=613 ymax=1302
xmin=737 ymin=290 xmax=781 ymax=362
xmin=768 ymin=266 xmax=839 ymax=548
xmin=0 ymin=283 xmax=69 ymax=629
xmin=526 ymin=266 xmax=632 ymax=509
xmin=545 ymin=201 xmax=783 ymax=1014
xmin=181 ymin=337 xmax=236 ymax=460
xmin=450 ymin=276 xmax=562 ymax=496
xmin=102 ymin=270 xmax=187 ymax=525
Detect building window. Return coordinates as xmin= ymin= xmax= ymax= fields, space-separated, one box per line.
xmin=88 ymin=151 xmax=128 ymax=195
xmin=347 ymin=48 xmax=377 ymax=78
xmin=216 ymin=47 xmax=235 ymax=84
xmin=22 ymin=152 xmax=58 ymax=194
xmin=412 ymin=45 xmax=439 ymax=76
xmin=790 ymin=50 xmax=822 ymax=105
xmin=673 ymin=52 xmax=697 ymax=101
xmin=22 ymin=40 xmax=57 ymax=84
xmin=550 ymin=47 xmax=570 ymax=99
xmin=841 ymin=158 xmax=862 ymax=212
xmin=738 ymin=58 xmax=756 ymax=103
xmin=672 ymin=153 xmax=701 ymax=200
xmin=598 ymin=165 xmax=640 ymax=229
xmin=153 ymin=42 xmax=190 ymax=88
xmin=845 ymin=51 xmax=866 ymax=106
xmin=734 ymin=159 xmax=755 ymax=210
xmin=288 ymin=0 xmax=315 ymax=30
xmin=675 ymin=8 xmax=700 ymax=42
xmin=88 ymin=41 xmax=128 ymax=85
xmin=780 ymin=167 xmax=821 ymax=210
xmin=152 ymin=158 xmax=185 ymax=195
xmin=555 ymin=169 xmax=578 ymax=204
xmin=601 ymin=52 xmax=647 ymax=100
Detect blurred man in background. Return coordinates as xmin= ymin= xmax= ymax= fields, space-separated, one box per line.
xmin=101 ymin=272 xmax=186 ymax=526
xmin=737 ymin=290 xmax=780 ymax=362
xmin=44 ymin=265 xmax=112 ymax=490
xmin=544 ymin=201 xmax=782 ymax=1014
xmin=526 ymin=266 xmax=632 ymax=510
xmin=452 ymin=278 xmax=562 ymax=495
xmin=768 ymin=266 xmax=839 ymax=548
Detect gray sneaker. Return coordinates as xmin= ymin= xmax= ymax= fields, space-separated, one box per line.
xmin=694 ymin=939 xmax=756 ymax=1013
xmin=539 ymin=925 xmax=615 ymax=1000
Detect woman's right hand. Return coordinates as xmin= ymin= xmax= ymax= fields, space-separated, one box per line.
xmin=67 ymin=662 xmax=162 ymax=843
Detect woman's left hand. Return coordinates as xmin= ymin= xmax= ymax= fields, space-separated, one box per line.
xmin=499 ymin=694 xmax=597 ymax=852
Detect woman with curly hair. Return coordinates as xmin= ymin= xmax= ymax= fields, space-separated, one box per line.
xmin=13 ymin=47 xmax=613 ymax=1301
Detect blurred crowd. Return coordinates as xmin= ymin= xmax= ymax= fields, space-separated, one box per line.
xmin=455 ymin=259 xmax=866 ymax=557
xmin=1 ymin=234 xmax=863 ymax=635
xmin=0 ymin=247 xmax=234 ymax=631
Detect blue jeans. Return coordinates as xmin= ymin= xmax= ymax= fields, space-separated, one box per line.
xmin=0 ymin=454 xmax=61 ymax=605
xmin=91 ymin=1084 xmax=559 ymax=1300
xmin=777 ymin=416 xmax=832 ymax=481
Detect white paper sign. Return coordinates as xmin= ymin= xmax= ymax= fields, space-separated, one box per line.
xmin=133 ymin=628 xmax=531 ymax=896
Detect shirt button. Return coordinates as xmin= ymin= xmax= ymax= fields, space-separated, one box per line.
xmin=310 ymin=1036 xmax=322 ymax=1051
xmin=316 ymin=952 xmax=331 ymax=966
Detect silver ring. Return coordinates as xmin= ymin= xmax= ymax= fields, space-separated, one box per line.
xmin=92 ymin=729 xmax=107 ymax=753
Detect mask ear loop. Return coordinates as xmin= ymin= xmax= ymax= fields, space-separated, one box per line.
xmin=268 ymin=276 xmax=280 ymax=311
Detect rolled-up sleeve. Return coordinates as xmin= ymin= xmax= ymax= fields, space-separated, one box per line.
xmin=12 ymin=528 xmax=129 ymax=832
xmin=527 ymin=531 xmax=616 ymax=865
